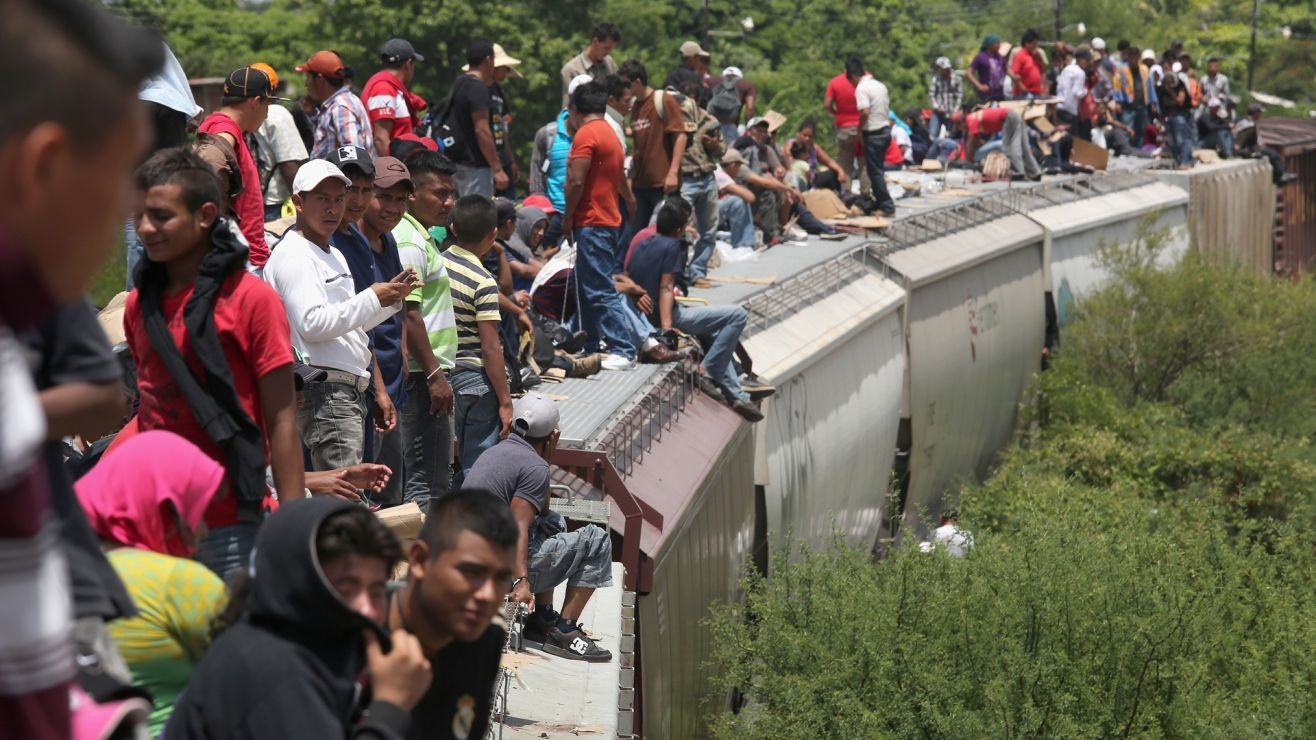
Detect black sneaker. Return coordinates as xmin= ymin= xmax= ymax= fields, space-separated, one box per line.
xmin=731 ymin=399 xmax=765 ymax=423
xmin=521 ymin=611 xmax=554 ymax=647
xmin=543 ymin=625 xmax=612 ymax=662
xmin=740 ymin=373 xmax=776 ymax=401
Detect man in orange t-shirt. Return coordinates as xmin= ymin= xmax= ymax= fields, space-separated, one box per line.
xmin=561 ymin=80 xmax=639 ymax=371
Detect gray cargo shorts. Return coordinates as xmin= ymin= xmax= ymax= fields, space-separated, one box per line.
xmin=528 ymin=522 xmax=614 ymax=592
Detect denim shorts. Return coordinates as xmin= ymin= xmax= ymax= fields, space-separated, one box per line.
xmin=528 ymin=522 xmax=614 ymax=592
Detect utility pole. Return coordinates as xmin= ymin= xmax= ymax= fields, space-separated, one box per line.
xmin=1053 ymin=0 xmax=1062 ymax=41
xmin=1247 ymin=0 xmax=1261 ymax=90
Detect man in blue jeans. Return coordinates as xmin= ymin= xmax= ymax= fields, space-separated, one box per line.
xmin=855 ymin=70 xmax=897 ymax=216
xmin=715 ymin=148 xmax=759 ymax=251
xmin=562 ymin=80 xmax=639 ymax=371
xmin=678 ymin=89 xmax=725 ymax=283
xmin=626 ymin=202 xmax=763 ymax=421
xmin=444 ymin=195 xmax=515 ymax=482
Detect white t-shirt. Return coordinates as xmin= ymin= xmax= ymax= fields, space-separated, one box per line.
xmin=891 ymin=126 xmax=912 ymax=161
xmin=932 ymin=523 xmax=974 ymax=557
xmin=263 ymin=228 xmax=398 ymax=377
xmin=253 ymin=105 xmax=309 ymax=207
xmin=854 ymin=75 xmax=891 ymax=132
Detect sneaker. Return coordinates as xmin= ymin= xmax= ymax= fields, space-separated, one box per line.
xmin=521 ymin=611 xmax=554 ymax=646
xmin=691 ymin=277 xmax=712 ymax=289
xmin=786 ymin=225 xmax=808 ymax=241
xmin=1279 ymin=172 xmax=1298 ymax=185
xmin=567 ymin=353 xmax=603 ymax=378
xmin=543 ymin=624 xmax=612 ymax=662
xmin=740 ymin=373 xmax=776 ymax=401
xmin=695 ymin=373 xmax=724 ymax=401
xmin=601 ymin=353 xmax=637 ymax=371
xmin=730 ymin=399 xmax=765 ymax=422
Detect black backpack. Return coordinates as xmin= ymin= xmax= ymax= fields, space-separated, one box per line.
xmin=420 ymin=77 xmax=473 ymax=160
xmin=707 ymin=78 xmax=742 ymax=121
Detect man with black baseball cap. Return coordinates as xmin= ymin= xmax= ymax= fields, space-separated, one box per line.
xmin=363 ymin=38 xmax=428 ymax=157
xmin=196 ymin=66 xmax=287 ymax=270
xmin=300 ymin=49 xmax=376 ymax=159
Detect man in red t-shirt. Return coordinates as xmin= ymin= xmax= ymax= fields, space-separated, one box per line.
xmin=363 ymin=38 xmax=428 ymax=157
xmin=1009 ymin=29 xmax=1045 ymax=97
xmin=824 ymin=55 xmax=870 ymax=197
xmin=561 ymin=80 xmax=639 ymax=371
xmin=125 ymin=148 xmax=303 ymax=578
xmin=195 ymin=66 xmax=282 ymax=269
xmin=961 ymin=106 xmax=1041 ymax=180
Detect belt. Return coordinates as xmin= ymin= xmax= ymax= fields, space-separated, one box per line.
xmin=312 ymin=367 xmax=370 ymax=393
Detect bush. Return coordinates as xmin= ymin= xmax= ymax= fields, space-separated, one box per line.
xmin=708 ymin=247 xmax=1316 ymax=736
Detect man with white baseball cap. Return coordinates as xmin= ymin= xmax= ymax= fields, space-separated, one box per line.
xmin=463 ymin=392 xmax=615 ymax=662
xmin=263 ymin=159 xmax=419 ymax=472
xmin=708 ymin=64 xmax=757 ymax=142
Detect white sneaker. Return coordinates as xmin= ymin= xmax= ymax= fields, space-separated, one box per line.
xmin=601 ymin=354 xmax=637 ymax=371
xmin=786 ymin=225 xmax=808 ymax=241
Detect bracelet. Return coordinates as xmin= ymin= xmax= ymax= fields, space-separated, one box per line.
xmin=427 ymin=366 xmax=444 ymax=381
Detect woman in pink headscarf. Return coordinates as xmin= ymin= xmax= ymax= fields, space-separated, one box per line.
xmin=75 ymin=431 xmax=229 ymax=736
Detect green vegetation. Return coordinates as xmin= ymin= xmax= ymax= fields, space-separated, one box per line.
xmin=707 ymin=236 xmax=1316 ymax=737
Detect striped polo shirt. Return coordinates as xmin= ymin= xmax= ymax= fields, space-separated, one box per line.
xmin=393 ymin=213 xmax=457 ymax=373
xmin=445 ymin=243 xmax=501 ymax=371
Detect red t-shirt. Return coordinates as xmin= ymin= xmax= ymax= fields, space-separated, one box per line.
xmin=1011 ymin=50 xmax=1044 ymax=96
xmin=568 ymin=118 xmax=625 ymax=228
xmin=124 ymin=271 xmax=293 ymax=528
xmin=967 ymin=107 xmax=1010 ymax=137
xmin=197 ymin=113 xmax=269 ymax=267
xmin=362 ymin=71 xmax=426 ymax=138
xmin=826 ymin=73 xmax=860 ymax=129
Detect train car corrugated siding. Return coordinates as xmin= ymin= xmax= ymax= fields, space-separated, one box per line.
xmin=1259 ymin=118 xmax=1316 ymax=275
xmin=1155 ymin=159 xmax=1275 ymax=274
xmin=741 ymin=273 xmax=905 ymax=553
xmin=1030 ymin=183 xmax=1190 ymax=326
xmin=884 ymin=214 xmax=1047 ymax=538
xmin=626 ymin=401 xmax=756 ymax=739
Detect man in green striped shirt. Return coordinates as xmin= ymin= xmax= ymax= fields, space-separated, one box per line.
xmin=394 ymin=151 xmax=459 ymax=510
xmin=446 ymin=195 xmax=515 ymax=482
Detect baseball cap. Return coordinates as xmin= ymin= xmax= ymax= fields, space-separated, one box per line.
xmin=723 ymin=66 xmax=743 ymax=79
xmin=381 ymin=38 xmax=424 ymax=63
xmin=746 ymin=116 xmax=768 ymax=129
xmin=494 ymin=197 xmax=517 ymax=225
xmin=295 ymin=50 xmax=346 ymax=80
xmin=292 ymin=361 xmax=328 ymax=392
xmin=1141 ymin=49 xmax=1156 ymax=62
xmin=372 ymin=156 xmax=413 ymax=190
xmin=326 ymin=146 xmax=375 ymax=179
xmin=1247 ymin=102 xmax=1263 ymax=114
xmin=292 ymin=159 xmax=352 ymax=194
xmin=223 ymin=66 xmax=284 ymax=101
xmin=720 ymin=148 xmax=746 ymax=165
xmin=679 ymin=40 xmax=710 ymax=58
xmin=567 ymin=73 xmax=593 ymax=97
xmin=1091 ymin=37 xmax=1107 ymax=51
xmin=512 ymin=392 xmax=559 ymax=438
xmin=522 ymin=193 xmax=558 ymax=215
xmin=935 ymin=56 xmax=952 ymax=70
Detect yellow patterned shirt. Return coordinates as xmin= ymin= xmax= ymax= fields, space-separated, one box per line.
xmin=107 ymin=548 xmax=227 ymax=736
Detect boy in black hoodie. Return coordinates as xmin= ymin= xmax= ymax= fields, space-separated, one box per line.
xmin=166 ymin=498 xmax=431 ymax=739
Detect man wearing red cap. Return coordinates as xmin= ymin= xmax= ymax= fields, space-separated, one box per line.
xmin=196 ymin=66 xmax=283 ymax=268
xmin=299 ymin=50 xmax=376 ymax=159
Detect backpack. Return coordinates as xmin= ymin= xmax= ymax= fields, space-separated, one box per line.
xmin=654 ymin=88 xmax=700 ymax=133
xmin=707 ymin=78 xmax=742 ymax=121
xmin=982 ymin=150 xmax=1011 ymax=181
xmin=422 ymin=76 xmax=474 ymax=160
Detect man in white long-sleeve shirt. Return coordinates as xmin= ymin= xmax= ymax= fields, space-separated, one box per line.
xmin=264 ymin=159 xmax=418 ymax=472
